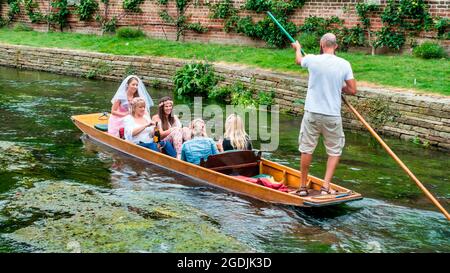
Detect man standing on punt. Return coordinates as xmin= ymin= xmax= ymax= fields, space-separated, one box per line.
xmin=291 ymin=33 xmax=357 ymax=196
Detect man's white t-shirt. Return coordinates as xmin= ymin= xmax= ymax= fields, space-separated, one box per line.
xmin=301 ymin=53 xmax=354 ymax=116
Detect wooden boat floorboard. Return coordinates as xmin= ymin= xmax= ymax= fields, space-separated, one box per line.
xmin=71 ymin=113 xmax=363 ymax=208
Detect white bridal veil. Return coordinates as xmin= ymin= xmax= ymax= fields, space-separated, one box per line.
xmin=111 ymin=75 xmax=154 ymax=112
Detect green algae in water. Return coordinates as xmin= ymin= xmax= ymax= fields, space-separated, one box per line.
xmin=0 ymin=141 xmax=36 ymax=172
xmin=1 ymin=181 xmax=250 ymax=253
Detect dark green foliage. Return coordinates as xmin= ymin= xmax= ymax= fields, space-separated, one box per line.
xmin=98 ymin=16 xmax=117 ymax=33
xmin=76 ymin=0 xmax=99 ymax=21
xmin=413 ymin=42 xmax=447 ymax=59
xmin=374 ymin=27 xmax=405 ymax=50
xmin=116 ymin=27 xmax=145 ymax=38
xmin=210 ymin=0 xmax=236 ymax=19
xmin=381 ymin=0 xmax=433 ymax=32
xmin=208 ymin=85 xmax=232 ymax=101
xmin=230 ymin=82 xmax=255 ymax=106
xmin=187 ymin=22 xmax=208 ymax=33
xmin=212 ymin=0 xmax=305 ymax=48
xmin=7 ymin=0 xmax=20 ymax=20
xmin=355 ymin=2 xmax=379 ymax=28
xmin=49 ymin=0 xmax=70 ymax=31
xmin=173 ymin=62 xmax=219 ymax=97
xmin=23 ymin=0 xmax=45 ymax=23
xmin=300 ymin=16 xmax=342 ymax=37
xmin=157 ymin=0 xmax=208 ymax=41
xmin=434 ymin=17 xmax=449 ymax=39
xmin=123 ymin=0 xmax=145 ymax=12
xmin=257 ymin=90 xmax=275 ymax=106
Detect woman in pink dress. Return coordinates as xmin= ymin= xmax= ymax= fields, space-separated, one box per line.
xmin=108 ymin=75 xmax=153 ymax=137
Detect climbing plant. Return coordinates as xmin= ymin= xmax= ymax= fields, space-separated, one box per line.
xmin=123 ymin=0 xmax=145 ymax=12
xmin=7 ymin=0 xmax=20 ymax=21
xmin=157 ymin=0 xmax=208 ymax=41
xmin=76 ymin=0 xmax=99 ymax=21
xmin=376 ymin=0 xmax=434 ymax=50
xmin=355 ymin=2 xmax=379 ymax=54
xmin=212 ymin=0 xmax=306 ymax=48
xmin=48 ymin=0 xmax=70 ymax=31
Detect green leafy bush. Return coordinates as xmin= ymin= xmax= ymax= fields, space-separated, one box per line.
xmin=208 ymin=85 xmax=232 ymax=101
xmin=116 ymin=27 xmax=145 ymax=38
xmin=413 ymin=42 xmax=447 ymax=59
xmin=173 ymin=62 xmax=219 ymax=97
xmin=230 ymin=82 xmax=255 ymax=106
xmin=257 ymin=90 xmax=275 ymax=106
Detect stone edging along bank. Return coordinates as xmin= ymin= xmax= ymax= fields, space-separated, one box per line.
xmin=1 ymin=43 xmax=449 ymax=150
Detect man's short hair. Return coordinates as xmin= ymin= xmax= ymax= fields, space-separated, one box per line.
xmin=320 ymin=33 xmax=337 ymax=48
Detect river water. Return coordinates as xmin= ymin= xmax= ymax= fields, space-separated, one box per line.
xmin=0 ymin=67 xmax=448 ymax=253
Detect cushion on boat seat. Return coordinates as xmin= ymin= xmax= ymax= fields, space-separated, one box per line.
xmin=200 ymin=150 xmax=261 ymax=176
xmin=94 ymin=124 xmax=108 ymax=132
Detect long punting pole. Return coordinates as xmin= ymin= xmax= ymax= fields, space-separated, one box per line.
xmin=267 ymin=11 xmax=306 ymax=56
xmin=342 ymin=95 xmax=450 ymax=220
xmin=269 ymin=10 xmax=449 ymax=220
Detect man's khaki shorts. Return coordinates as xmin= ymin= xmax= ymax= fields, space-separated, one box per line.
xmin=298 ymin=111 xmax=345 ymax=156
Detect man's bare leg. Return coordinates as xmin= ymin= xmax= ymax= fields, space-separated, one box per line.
xmin=323 ymin=155 xmax=340 ymax=191
xmin=300 ymin=153 xmax=313 ymax=189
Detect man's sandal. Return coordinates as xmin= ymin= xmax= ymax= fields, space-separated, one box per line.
xmin=320 ymin=186 xmax=336 ymax=195
xmin=292 ymin=186 xmax=308 ymax=196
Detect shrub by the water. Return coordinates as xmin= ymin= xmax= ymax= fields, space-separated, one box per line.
xmin=173 ymin=62 xmax=218 ymax=97
xmin=116 ymin=27 xmax=145 ymax=38
xmin=413 ymin=42 xmax=447 ymax=59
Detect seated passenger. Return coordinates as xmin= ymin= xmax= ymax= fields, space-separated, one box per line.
xmin=152 ymin=96 xmax=188 ymax=159
xmin=108 ymin=75 xmax=153 ymax=137
xmin=217 ymin=114 xmax=253 ymax=152
xmin=124 ymin=97 xmax=176 ymax=157
xmin=181 ymin=119 xmax=218 ymax=165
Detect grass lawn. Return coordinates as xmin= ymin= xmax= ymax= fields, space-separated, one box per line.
xmin=0 ymin=28 xmax=448 ymax=96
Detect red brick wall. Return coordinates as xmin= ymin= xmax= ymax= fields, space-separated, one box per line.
xmin=1 ymin=0 xmax=449 ymax=45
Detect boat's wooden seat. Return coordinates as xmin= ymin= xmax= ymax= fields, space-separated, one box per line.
xmin=200 ymin=150 xmax=261 ymax=176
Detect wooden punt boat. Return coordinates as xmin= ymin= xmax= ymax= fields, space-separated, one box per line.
xmin=71 ymin=113 xmax=363 ymax=207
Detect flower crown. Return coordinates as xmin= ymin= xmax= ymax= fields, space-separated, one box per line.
xmin=159 ymin=100 xmax=173 ymax=107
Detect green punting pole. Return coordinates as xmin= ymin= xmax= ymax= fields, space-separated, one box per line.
xmin=267 ymin=11 xmax=306 ymax=56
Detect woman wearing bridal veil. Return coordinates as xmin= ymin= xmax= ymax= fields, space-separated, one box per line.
xmin=107 ymin=75 xmax=154 ymax=137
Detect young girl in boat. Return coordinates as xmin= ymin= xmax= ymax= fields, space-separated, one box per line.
xmin=124 ymin=97 xmax=176 ymax=157
xmin=217 ymin=114 xmax=253 ymax=152
xmin=108 ymin=75 xmax=153 ymax=137
xmin=151 ymin=96 xmax=186 ymax=159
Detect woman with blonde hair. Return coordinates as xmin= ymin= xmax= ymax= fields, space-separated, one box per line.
xmin=181 ymin=119 xmax=218 ymax=165
xmin=218 ymin=114 xmax=253 ymax=152
xmin=124 ymin=97 xmax=176 ymax=157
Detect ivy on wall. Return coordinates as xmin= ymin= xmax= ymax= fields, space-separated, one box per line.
xmin=76 ymin=0 xmax=99 ymax=21
xmin=156 ymin=0 xmax=208 ymax=41
xmin=210 ymin=0 xmax=305 ymax=48
xmin=48 ymin=0 xmax=70 ymax=31
xmin=2 ymin=0 xmax=447 ymax=50
xmin=123 ymin=0 xmax=145 ymax=12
